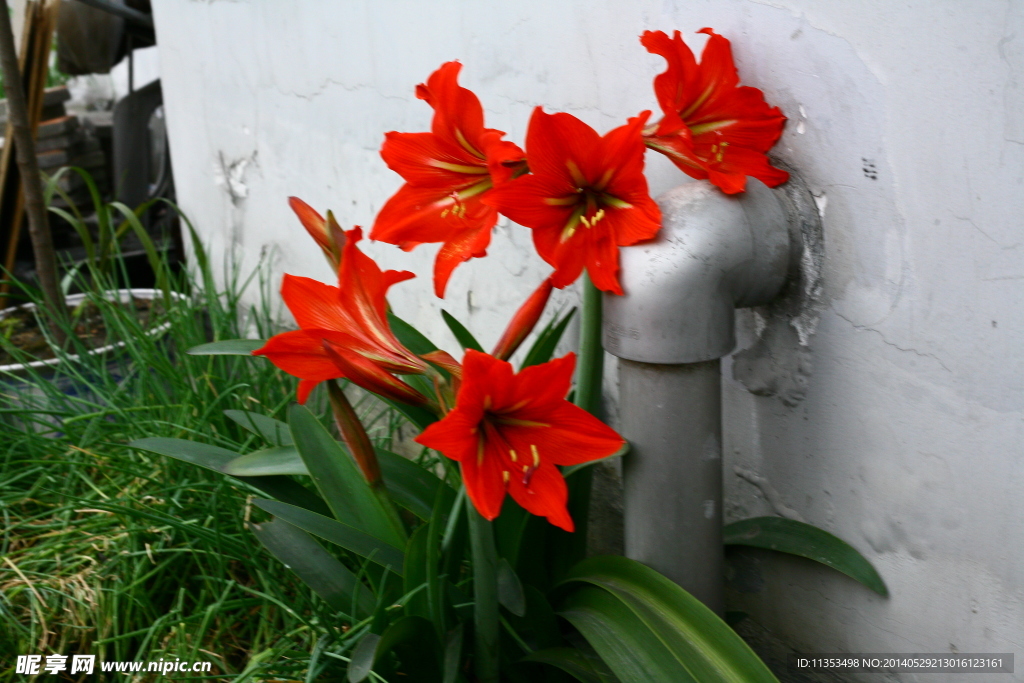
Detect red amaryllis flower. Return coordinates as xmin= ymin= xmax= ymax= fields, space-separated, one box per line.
xmin=415 ymin=350 xmax=624 ymax=531
xmin=371 ymin=62 xmax=526 ymax=298
xmin=253 ymin=227 xmax=429 ymax=405
xmin=483 ymin=108 xmax=662 ymax=295
xmin=641 ymin=29 xmax=788 ymax=194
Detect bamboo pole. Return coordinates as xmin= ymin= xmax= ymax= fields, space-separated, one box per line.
xmin=0 ymin=0 xmax=65 ymax=343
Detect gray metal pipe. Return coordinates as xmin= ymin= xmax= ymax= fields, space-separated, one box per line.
xmin=605 ymin=177 xmax=810 ymax=614
xmin=619 ymin=358 xmax=723 ymax=614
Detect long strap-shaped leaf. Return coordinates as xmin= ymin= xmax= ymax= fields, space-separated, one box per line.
xmin=723 ymin=516 xmax=888 ymax=596
xmin=558 ymin=556 xmax=780 ymax=683
xmin=220 ymin=443 xmax=455 ymax=523
xmin=254 ymin=499 xmax=405 ymax=574
xmin=129 ymin=437 xmax=330 ymax=517
xmin=250 ymin=517 xmax=375 ymax=617
xmin=186 ymin=339 xmax=266 ymax=355
xmin=288 ymin=403 xmax=406 ymax=547
xmin=522 ymin=647 xmax=620 ymax=683
xmin=559 ymin=586 xmax=698 ymax=682
xmin=224 ymin=409 xmax=294 ymax=446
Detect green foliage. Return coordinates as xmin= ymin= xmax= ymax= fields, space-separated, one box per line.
xmin=0 ymin=248 xmax=353 ymax=679
xmin=723 ymin=516 xmax=888 ymax=596
xmin=441 ymin=310 xmax=484 ymax=353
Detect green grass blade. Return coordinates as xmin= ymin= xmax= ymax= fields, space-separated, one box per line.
xmin=441 ymin=310 xmax=484 ymax=352
xmin=187 ymin=339 xmax=266 ymax=355
xmin=723 ymin=516 xmax=888 ymax=597
xmin=254 ymin=499 xmax=405 ymax=574
xmin=250 ymin=518 xmax=374 ymax=617
xmin=288 ymin=403 xmax=406 ymax=546
xmin=558 ymin=556 xmax=779 ymax=683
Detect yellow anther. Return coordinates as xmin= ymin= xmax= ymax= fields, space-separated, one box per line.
xmin=509 ymin=449 xmax=518 ymax=463
xmin=502 ymin=471 xmax=510 ymax=484
xmin=530 ymin=444 xmax=541 ymax=468
xmin=580 ymin=209 xmax=606 ymax=229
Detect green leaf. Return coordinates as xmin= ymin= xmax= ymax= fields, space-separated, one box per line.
xmin=354 ymin=616 xmax=442 ymax=683
xmin=379 ymin=395 xmax=439 ymax=430
xmin=498 ymin=558 xmax=526 ymax=617
xmin=403 ymin=524 xmax=432 ymax=620
xmin=559 ymin=585 xmax=697 ymax=682
xmin=249 ymin=518 xmax=373 ymax=617
xmin=723 ymin=516 xmax=888 ymax=597
xmin=254 ymin=499 xmax=405 ymax=574
xmin=388 ymin=311 xmax=439 ymax=355
xmin=522 ymin=308 xmax=576 ymax=369
xmin=559 ymin=556 xmax=779 ymax=683
xmin=242 ymin=477 xmax=333 ymax=518
xmin=377 ymin=448 xmax=454 ymax=522
xmin=442 ymin=624 xmax=464 ymax=683
xmin=129 ymin=437 xmax=330 ymax=516
xmin=288 ymin=403 xmax=406 ymax=547
xmin=130 ymin=437 xmax=240 ymax=472
xmin=508 ymin=586 xmax=562 ymax=651
xmin=348 ymin=633 xmax=381 ymax=683
xmin=442 ymin=310 xmax=484 ymax=352
xmin=224 ymin=409 xmax=293 ymax=446
xmin=522 ymin=648 xmax=619 ymax=683
xmin=224 ymin=446 xmax=307 ymax=476
xmin=186 ymin=339 xmax=266 ymax=355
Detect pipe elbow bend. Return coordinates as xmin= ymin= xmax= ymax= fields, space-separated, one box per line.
xmin=604 ymin=178 xmax=793 ymax=364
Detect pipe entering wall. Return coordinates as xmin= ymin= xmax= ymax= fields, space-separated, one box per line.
xmin=605 ymin=176 xmax=817 ymax=614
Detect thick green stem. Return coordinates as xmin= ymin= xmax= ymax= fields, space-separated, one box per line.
xmin=327 ymin=380 xmax=407 ymax=543
xmin=468 ymin=503 xmax=500 ymax=683
xmin=553 ymin=273 xmax=605 ymax=579
xmin=574 ymin=273 xmax=604 ymax=417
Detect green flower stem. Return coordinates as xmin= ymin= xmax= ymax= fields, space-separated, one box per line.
xmin=555 ymin=272 xmax=605 ymax=578
xmin=327 ymin=380 xmax=407 ymax=544
xmin=468 ymin=502 xmax=500 ymax=683
xmin=574 ymin=273 xmax=604 ymax=417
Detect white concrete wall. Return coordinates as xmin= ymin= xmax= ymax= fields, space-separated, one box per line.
xmin=151 ymin=1 xmax=1024 ymax=679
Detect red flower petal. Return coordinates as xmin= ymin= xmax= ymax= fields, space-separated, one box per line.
xmin=415 ymin=350 xmax=624 ymax=530
xmin=506 ymin=461 xmax=573 ymax=531
xmin=642 ymin=28 xmax=788 ymax=194
xmin=322 ymin=340 xmax=428 ymax=407
xmin=373 ymin=62 xmax=523 ymax=297
xmin=253 ymin=330 xmax=343 ymax=404
xmin=486 ymin=109 xmax=660 ymax=294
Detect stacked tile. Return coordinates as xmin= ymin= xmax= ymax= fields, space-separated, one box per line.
xmin=31 ymin=86 xmax=110 ymax=209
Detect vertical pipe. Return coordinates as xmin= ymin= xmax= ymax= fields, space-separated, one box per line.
xmin=619 ymin=358 xmax=723 ymax=615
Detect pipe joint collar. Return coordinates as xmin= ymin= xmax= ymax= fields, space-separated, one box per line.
xmin=604 ymin=178 xmax=795 ymax=364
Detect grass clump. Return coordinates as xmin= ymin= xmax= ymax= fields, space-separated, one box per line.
xmin=0 ymin=241 xmax=365 ymax=680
